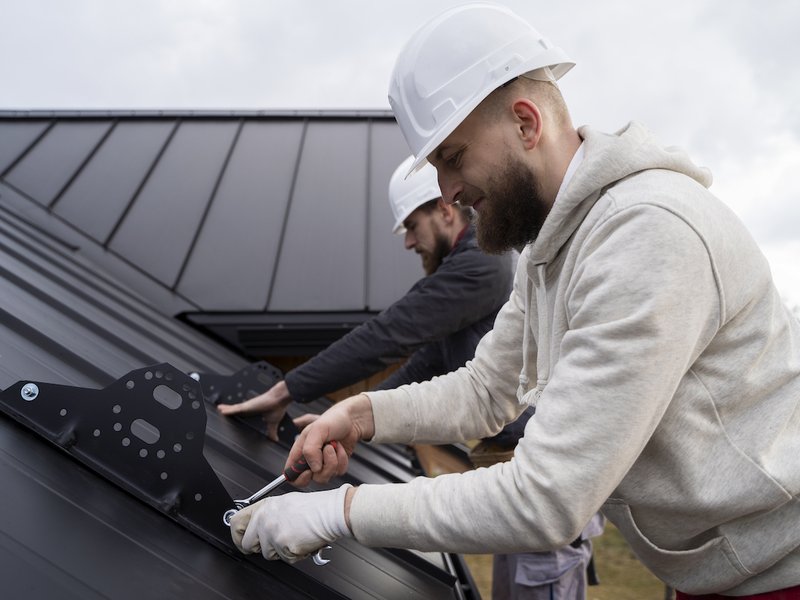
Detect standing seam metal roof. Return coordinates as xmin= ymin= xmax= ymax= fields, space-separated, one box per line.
xmin=0 ymin=110 xmax=421 ymax=317
xmin=0 ymin=185 xmax=478 ymax=599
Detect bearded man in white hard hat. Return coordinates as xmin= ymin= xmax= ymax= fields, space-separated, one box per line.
xmin=228 ymin=3 xmax=800 ymax=600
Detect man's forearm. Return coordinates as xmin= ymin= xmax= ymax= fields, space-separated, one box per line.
xmin=340 ymin=393 xmax=375 ymax=533
xmin=347 ymin=393 xmax=376 ymax=442
xmin=344 ymin=485 xmax=357 ymax=532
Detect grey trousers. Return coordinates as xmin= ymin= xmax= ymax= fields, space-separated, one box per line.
xmin=491 ymin=540 xmax=593 ymax=600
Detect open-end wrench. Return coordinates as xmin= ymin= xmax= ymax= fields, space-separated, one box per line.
xmin=223 ymin=441 xmax=339 ymax=565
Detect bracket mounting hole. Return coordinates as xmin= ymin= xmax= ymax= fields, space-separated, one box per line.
xmin=153 ymin=385 xmax=182 ymax=410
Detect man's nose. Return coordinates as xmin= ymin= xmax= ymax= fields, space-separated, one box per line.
xmin=437 ymin=173 xmax=463 ymax=206
xmin=404 ymin=231 xmax=415 ymax=250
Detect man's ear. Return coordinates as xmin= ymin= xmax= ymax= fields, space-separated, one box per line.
xmin=511 ymin=98 xmax=542 ymax=150
xmin=436 ymin=198 xmax=455 ymax=223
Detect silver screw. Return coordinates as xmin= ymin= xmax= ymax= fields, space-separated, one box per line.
xmin=21 ymin=383 xmax=39 ymax=401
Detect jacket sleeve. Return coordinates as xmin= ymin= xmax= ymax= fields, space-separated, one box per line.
xmin=373 ymin=343 xmax=445 ymax=391
xmin=364 ymin=261 xmax=529 ymax=445
xmin=284 ymin=248 xmax=512 ymax=402
xmin=352 ymin=205 xmax=722 ymax=554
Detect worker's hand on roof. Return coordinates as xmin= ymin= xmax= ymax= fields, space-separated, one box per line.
xmin=286 ymin=394 xmax=375 ymax=487
xmin=293 ymin=413 xmax=320 ymax=430
xmin=217 ymin=380 xmax=293 ymax=442
xmin=230 ymin=484 xmax=354 ymax=563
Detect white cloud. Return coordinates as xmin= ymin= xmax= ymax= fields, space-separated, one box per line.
xmin=760 ymin=241 xmax=800 ymax=312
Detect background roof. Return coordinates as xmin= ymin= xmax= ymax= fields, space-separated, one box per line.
xmin=0 ymin=110 xmax=421 ymax=317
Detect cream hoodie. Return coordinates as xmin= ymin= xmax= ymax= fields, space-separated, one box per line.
xmin=352 ymin=122 xmax=800 ymax=595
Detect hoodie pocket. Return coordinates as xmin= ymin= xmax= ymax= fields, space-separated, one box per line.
xmin=602 ymin=499 xmax=750 ymax=595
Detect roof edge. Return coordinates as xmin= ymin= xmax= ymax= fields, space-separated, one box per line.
xmin=0 ymin=108 xmax=397 ymax=120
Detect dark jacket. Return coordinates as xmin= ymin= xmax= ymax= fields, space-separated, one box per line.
xmin=285 ymin=224 xmax=513 ymax=402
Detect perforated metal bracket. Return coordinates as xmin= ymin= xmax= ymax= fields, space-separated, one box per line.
xmin=191 ymin=360 xmax=282 ymax=405
xmin=0 ymin=363 xmax=234 ymax=549
xmin=192 ymin=361 xmax=300 ymax=445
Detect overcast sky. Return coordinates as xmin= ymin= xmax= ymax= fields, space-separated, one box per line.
xmin=3 ymin=0 xmax=799 ymax=309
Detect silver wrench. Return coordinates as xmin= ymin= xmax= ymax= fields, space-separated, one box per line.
xmin=223 ymin=442 xmax=338 ymax=566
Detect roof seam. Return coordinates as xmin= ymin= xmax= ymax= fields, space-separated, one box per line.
xmin=171 ymin=118 xmax=245 ymax=294
xmin=263 ymin=119 xmax=308 ymax=311
xmin=0 ymin=119 xmax=56 ymax=180
xmin=0 ymin=224 xmax=207 ymax=368
xmin=48 ymin=120 xmax=117 ymax=211
xmin=103 ymin=119 xmax=181 ymax=248
xmin=0 ymin=182 xmax=203 ymax=312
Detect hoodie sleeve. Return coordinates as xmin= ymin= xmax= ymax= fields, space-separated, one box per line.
xmin=373 ymin=342 xmax=445 ymax=391
xmin=351 ymin=202 xmax=721 ymax=554
xmin=364 ymin=260 xmax=530 ymax=445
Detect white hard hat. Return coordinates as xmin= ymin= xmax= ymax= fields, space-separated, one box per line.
xmin=389 ymin=2 xmax=575 ymax=175
xmin=388 ymin=155 xmax=441 ymax=234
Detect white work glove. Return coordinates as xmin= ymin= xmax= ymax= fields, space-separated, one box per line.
xmin=230 ymin=484 xmax=353 ymax=563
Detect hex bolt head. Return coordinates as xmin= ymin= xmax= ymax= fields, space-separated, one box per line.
xmin=21 ymin=383 xmax=39 ymax=401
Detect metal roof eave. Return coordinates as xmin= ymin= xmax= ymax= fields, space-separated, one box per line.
xmin=0 ymin=108 xmax=398 ymax=121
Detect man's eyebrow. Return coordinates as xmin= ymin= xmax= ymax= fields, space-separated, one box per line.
xmin=433 ymin=141 xmax=467 ymax=164
xmin=430 ymin=144 xmax=451 ymax=164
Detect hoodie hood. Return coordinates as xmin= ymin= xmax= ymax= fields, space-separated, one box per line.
xmin=529 ymin=121 xmax=713 ymax=264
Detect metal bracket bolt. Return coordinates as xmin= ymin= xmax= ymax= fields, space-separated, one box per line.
xmin=21 ymin=383 xmax=39 ymax=401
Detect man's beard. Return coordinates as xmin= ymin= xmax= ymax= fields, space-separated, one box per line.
xmin=420 ymin=232 xmax=452 ymax=275
xmin=473 ymin=157 xmax=550 ymax=254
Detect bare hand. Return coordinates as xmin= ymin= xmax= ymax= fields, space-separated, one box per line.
xmin=217 ymin=380 xmax=292 ymax=442
xmin=292 ymin=413 xmax=321 ymax=430
xmin=286 ymin=394 xmax=375 ymax=486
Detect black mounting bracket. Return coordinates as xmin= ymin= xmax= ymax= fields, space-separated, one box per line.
xmin=192 ymin=360 xmax=300 ymax=446
xmin=192 ymin=360 xmax=283 ymax=405
xmin=0 ymin=363 xmax=234 ymax=549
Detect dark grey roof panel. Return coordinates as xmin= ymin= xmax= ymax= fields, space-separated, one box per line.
xmin=269 ymin=120 xmax=370 ymax=311
xmin=0 ymin=179 xmax=199 ymax=316
xmin=4 ymin=121 xmax=111 ymax=205
xmin=0 ymin=417 xmax=315 ymax=600
xmin=0 ymin=112 xmax=421 ymax=316
xmin=368 ymin=120 xmax=424 ymax=307
xmin=53 ymin=120 xmax=175 ymax=241
xmin=177 ymin=120 xmax=305 ymax=309
xmin=0 ymin=120 xmax=50 ymax=174
xmin=0 ymin=204 xmax=246 ymax=391
xmin=108 ymin=121 xmax=240 ymax=286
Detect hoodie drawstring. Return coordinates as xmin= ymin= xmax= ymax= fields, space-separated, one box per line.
xmin=534 ymin=264 xmax=550 ymax=401
xmin=518 ymin=262 xmax=549 ymax=405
